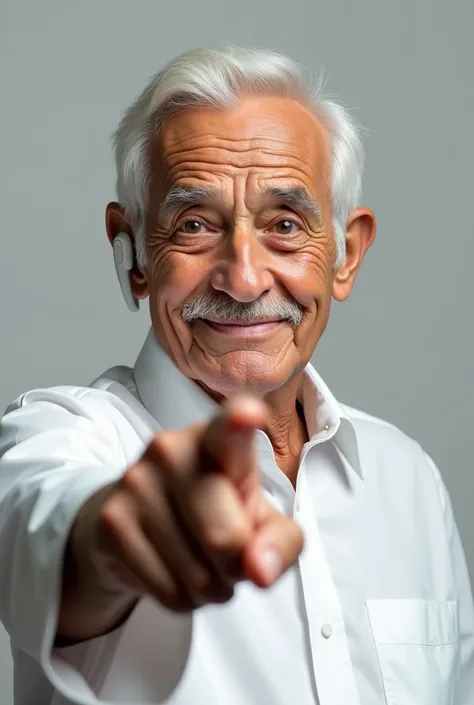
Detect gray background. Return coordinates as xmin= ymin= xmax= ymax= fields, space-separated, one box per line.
xmin=1 ymin=0 xmax=473 ymax=701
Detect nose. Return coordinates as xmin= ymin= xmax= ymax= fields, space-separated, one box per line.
xmin=211 ymin=226 xmax=274 ymax=302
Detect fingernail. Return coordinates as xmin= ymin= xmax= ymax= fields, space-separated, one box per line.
xmin=260 ymin=548 xmax=283 ymax=585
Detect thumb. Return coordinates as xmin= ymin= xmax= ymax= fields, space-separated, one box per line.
xmin=242 ymin=495 xmax=305 ymax=588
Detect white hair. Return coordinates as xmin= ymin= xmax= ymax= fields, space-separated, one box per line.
xmin=113 ymin=46 xmax=365 ymax=269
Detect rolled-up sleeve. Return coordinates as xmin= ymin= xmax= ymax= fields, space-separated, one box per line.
xmin=0 ymin=387 xmax=128 ymax=703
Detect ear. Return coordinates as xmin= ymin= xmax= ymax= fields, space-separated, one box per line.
xmin=332 ymin=207 xmax=376 ymax=302
xmin=105 ymin=202 xmax=149 ymax=300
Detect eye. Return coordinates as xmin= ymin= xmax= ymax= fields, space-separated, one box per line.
xmin=271 ymin=219 xmax=300 ymax=235
xmin=180 ymin=220 xmax=207 ymax=234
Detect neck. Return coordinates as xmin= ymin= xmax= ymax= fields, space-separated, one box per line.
xmin=198 ymin=372 xmax=309 ymax=487
xmin=262 ymin=375 xmax=309 ymax=486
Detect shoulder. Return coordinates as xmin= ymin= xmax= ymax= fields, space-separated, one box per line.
xmin=342 ymin=401 xmax=403 ymax=432
xmin=341 ymin=402 xmax=442 ymax=490
xmin=341 ymin=403 xmax=455 ymax=533
xmin=1 ymin=367 xmax=138 ymax=449
xmin=0 ymin=367 xmax=157 ymax=474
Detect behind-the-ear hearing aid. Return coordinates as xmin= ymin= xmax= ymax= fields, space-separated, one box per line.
xmin=113 ymin=232 xmax=139 ymax=312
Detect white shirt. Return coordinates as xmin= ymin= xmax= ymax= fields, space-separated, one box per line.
xmin=0 ymin=328 xmax=473 ymax=705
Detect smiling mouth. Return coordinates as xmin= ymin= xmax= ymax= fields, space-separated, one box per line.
xmin=199 ymin=318 xmax=284 ymax=335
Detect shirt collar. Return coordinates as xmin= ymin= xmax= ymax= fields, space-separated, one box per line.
xmin=133 ymin=327 xmax=363 ymax=480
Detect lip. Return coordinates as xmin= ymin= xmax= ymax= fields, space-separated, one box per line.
xmin=200 ymin=319 xmax=284 ymax=336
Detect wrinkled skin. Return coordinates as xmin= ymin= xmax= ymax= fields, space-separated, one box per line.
xmin=106 ymin=95 xmax=376 ymax=476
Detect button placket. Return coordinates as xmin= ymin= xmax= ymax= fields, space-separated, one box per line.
xmin=295 ymin=464 xmax=362 ymax=705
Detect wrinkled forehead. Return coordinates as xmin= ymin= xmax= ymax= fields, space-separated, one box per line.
xmin=148 ymin=96 xmax=332 ymax=201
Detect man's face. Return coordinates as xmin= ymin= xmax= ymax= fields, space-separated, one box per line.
xmin=143 ymin=96 xmax=339 ymax=396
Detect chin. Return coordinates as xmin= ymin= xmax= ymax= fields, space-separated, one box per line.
xmin=196 ymin=350 xmax=296 ymax=397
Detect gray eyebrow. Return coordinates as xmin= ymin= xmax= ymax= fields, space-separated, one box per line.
xmin=158 ymin=184 xmax=321 ymax=221
xmin=263 ymin=186 xmax=321 ymax=220
xmin=159 ymin=186 xmax=217 ymax=218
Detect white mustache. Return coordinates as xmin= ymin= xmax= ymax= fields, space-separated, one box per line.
xmin=181 ymin=293 xmax=304 ymax=328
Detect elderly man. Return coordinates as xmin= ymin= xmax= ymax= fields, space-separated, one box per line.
xmin=0 ymin=46 xmax=473 ymax=705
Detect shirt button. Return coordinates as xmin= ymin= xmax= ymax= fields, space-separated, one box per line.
xmin=321 ymin=623 xmax=333 ymax=639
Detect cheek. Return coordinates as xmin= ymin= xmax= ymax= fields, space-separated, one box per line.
xmin=148 ymin=252 xmax=210 ymax=312
xmin=274 ymin=247 xmax=333 ymax=309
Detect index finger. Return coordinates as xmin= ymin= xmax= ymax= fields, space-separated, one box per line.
xmin=200 ymin=394 xmax=267 ymax=490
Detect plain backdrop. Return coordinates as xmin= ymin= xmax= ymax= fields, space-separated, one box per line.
xmin=1 ymin=0 xmax=473 ymax=702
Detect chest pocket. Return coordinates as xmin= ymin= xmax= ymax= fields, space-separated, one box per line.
xmin=366 ymin=599 xmax=460 ymax=705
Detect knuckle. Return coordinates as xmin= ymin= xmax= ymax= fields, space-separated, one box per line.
xmin=146 ymin=433 xmax=169 ymax=459
xmin=120 ymin=460 xmax=167 ymax=504
xmin=145 ymin=431 xmax=185 ymax=474
xmin=121 ymin=463 xmax=149 ymax=496
xmin=99 ymin=495 xmax=125 ymax=535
